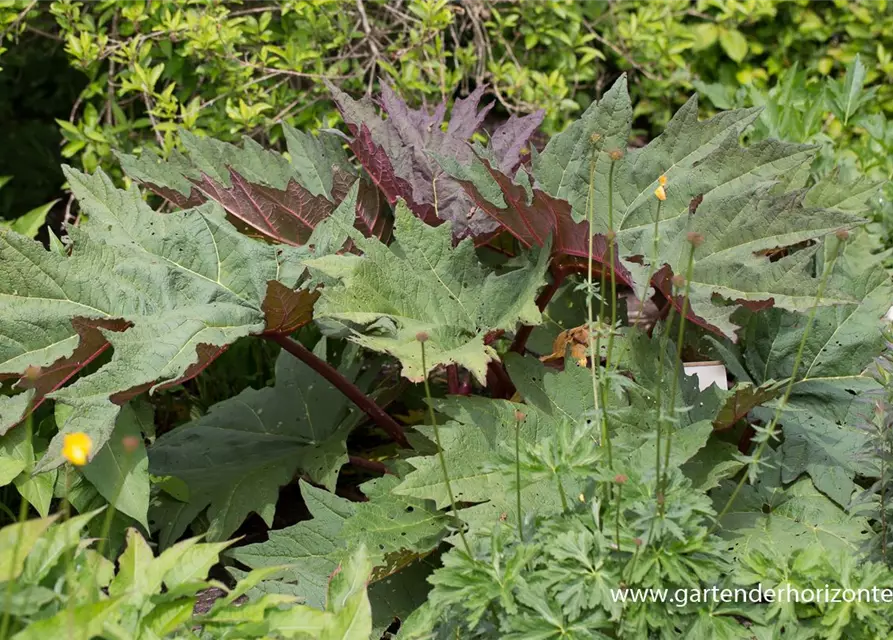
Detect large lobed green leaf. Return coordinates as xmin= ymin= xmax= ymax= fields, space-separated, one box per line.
xmin=230 ymin=474 xmax=445 ymax=631
xmin=149 ymin=341 xmax=374 ymax=542
xmin=0 ymin=167 xmax=328 ymax=471
xmin=438 ymin=74 xmax=873 ymax=338
xmin=739 ymin=231 xmax=892 ymax=506
xmin=715 ymin=454 xmax=871 ymax=560
xmin=306 ymin=201 xmax=549 ymax=383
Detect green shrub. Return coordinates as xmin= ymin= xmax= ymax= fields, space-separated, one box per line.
xmin=0 ymin=510 xmax=377 ymax=639
xmin=3 ymin=0 xmax=893 ymax=225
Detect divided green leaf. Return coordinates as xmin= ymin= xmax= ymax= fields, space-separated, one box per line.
xmin=307 ymin=201 xmax=549 ymax=382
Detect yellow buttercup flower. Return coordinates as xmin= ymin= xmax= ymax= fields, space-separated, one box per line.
xmin=654 ymin=185 xmax=667 ymax=201
xmin=658 ymin=174 xmax=667 ymax=186
xmin=62 ymin=432 xmax=93 ymax=466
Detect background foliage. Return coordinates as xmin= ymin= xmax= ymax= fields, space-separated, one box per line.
xmin=3 ymin=0 xmax=893 ymax=236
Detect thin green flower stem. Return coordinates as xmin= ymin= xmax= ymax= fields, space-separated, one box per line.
xmin=660 ymin=242 xmax=697 ymax=508
xmin=585 ymin=152 xmax=614 ymax=500
xmin=623 ymin=540 xmax=642 ymax=585
xmin=644 ymin=193 xmax=667 ymax=507
xmin=62 ymin=466 xmax=78 ymax=637
xmin=614 ymin=483 xmax=623 ymax=552
xmin=638 ymin=197 xmax=664 ymax=316
xmin=653 ymin=301 xmax=676 ymax=500
xmin=515 ymin=415 xmax=523 ymax=538
xmin=711 ymin=238 xmax=844 ymax=533
xmin=605 ymin=161 xmax=619 ymax=372
xmin=96 ymin=479 xmax=125 ymax=559
xmin=0 ymin=419 xmax=33 ymax=640
xmin=0 ymin=501 xmax=16 ymax=523
xmin=597 ymin=162 xmax=618 ymax=470
xmin=586 ymin=156 xmax=603 ymax=444
xmin=92 ymin=444 xmax=138 ymax=597
xmin=419 ymin=340 xmax=470 ymax=555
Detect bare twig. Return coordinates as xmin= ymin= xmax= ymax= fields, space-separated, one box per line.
xmin=461 ymin=0 xmax=488 ymax=84
xmin=355 ymin=0 xmax=383 ymax=95
xmin=0 ymin=0 xmax=37 ymax=41
xmin=24 ymin=24 xmax=63 ymax=42
xmin=583 ymin=26 xmax=658 ymax=82
xmin=229 ymin=4 xmax=282 ymax=18
xmin=62 ymin=193 xmax=77 ymax=228
xmin=141 ymin=92 xmax=166 ymax=148
xmin=380 ymin=3 xmax=420 ymax=23
xmin=230 ymin=55 xmax=359 ymax=80
xmin=106 ymin=11 xmax=118 ymax=127
xmin=271 ymin=96 xmax=321 ymax=125
xmin=68 ymin=93 xmax=84 ymax=123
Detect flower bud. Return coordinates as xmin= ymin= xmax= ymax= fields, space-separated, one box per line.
xmin=658 ymin=174 xmax=667 ymax=186
xmin=590 ymin=133 xmax=602 ymax=144
xmin=608 ymin=149 xmax=624 ymax=162
xmin=671 ymin=274 xmax=686 ymax=289
xmin=605 ymin=230 xmax=616 ymax=242
xmin=23 ymin=364 xmax=41 ymax=381
xmin=686 ymin=232 xmax=704 ymax=247
xmin=514 ymin=410 xmax=525 ymax=422
xmin=122 ymin=435 xmax=141 ymax=454
xmin=835 ymin=228 xmax=850 ymax=241
xmin=654 ymin=185 xmax=667 ymax=201
xmin=613 ymin=473 xmax=628 ymax=485
xmin=416 ymin=331 xmax=429 ymax=343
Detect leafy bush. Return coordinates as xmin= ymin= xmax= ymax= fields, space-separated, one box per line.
xmin=3 ymin=0 xmax=893 ymax=225
xmin=0 ymin=510 xmax=378 ymax=639
xmin=1 ymin=72 xmax=891 ymax=638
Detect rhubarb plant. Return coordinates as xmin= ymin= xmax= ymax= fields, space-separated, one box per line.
xmin=1 ymin=76 xmax=891 ymax=638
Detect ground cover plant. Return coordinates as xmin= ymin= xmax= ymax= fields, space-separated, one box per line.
xmin=1 ymin=71 xmax=892 ymax=639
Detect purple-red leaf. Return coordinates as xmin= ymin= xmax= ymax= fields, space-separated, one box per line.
xmin=328 ymin=80 xmax=544 ymax=239
xmin=118 ymin=129 xmax=390 ymax=246
xmin=445 ymin=155 xmax=633 ymax=286
xmin=262 ymin=281 xmax=320 ymax=336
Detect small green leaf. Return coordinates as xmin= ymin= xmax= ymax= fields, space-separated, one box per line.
xmin=833 ymin=53 xmax=868 ymax=124
xmin=108 ymin=527 xmax=155 ymax=599
xmin=719 ymin=28 xmax=748 ymax=62
xmin=0 ymin=516 xmax=56 ymax=581
xmin=22 ymin=509 xmax=103 ymax=582
xmin=9 ymin=598 xmax=122 ymax=640
xmin=691 ymin=23 xmax=719 ymax=50
xmin=6 ymin=199 xmax=57 ymax=238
